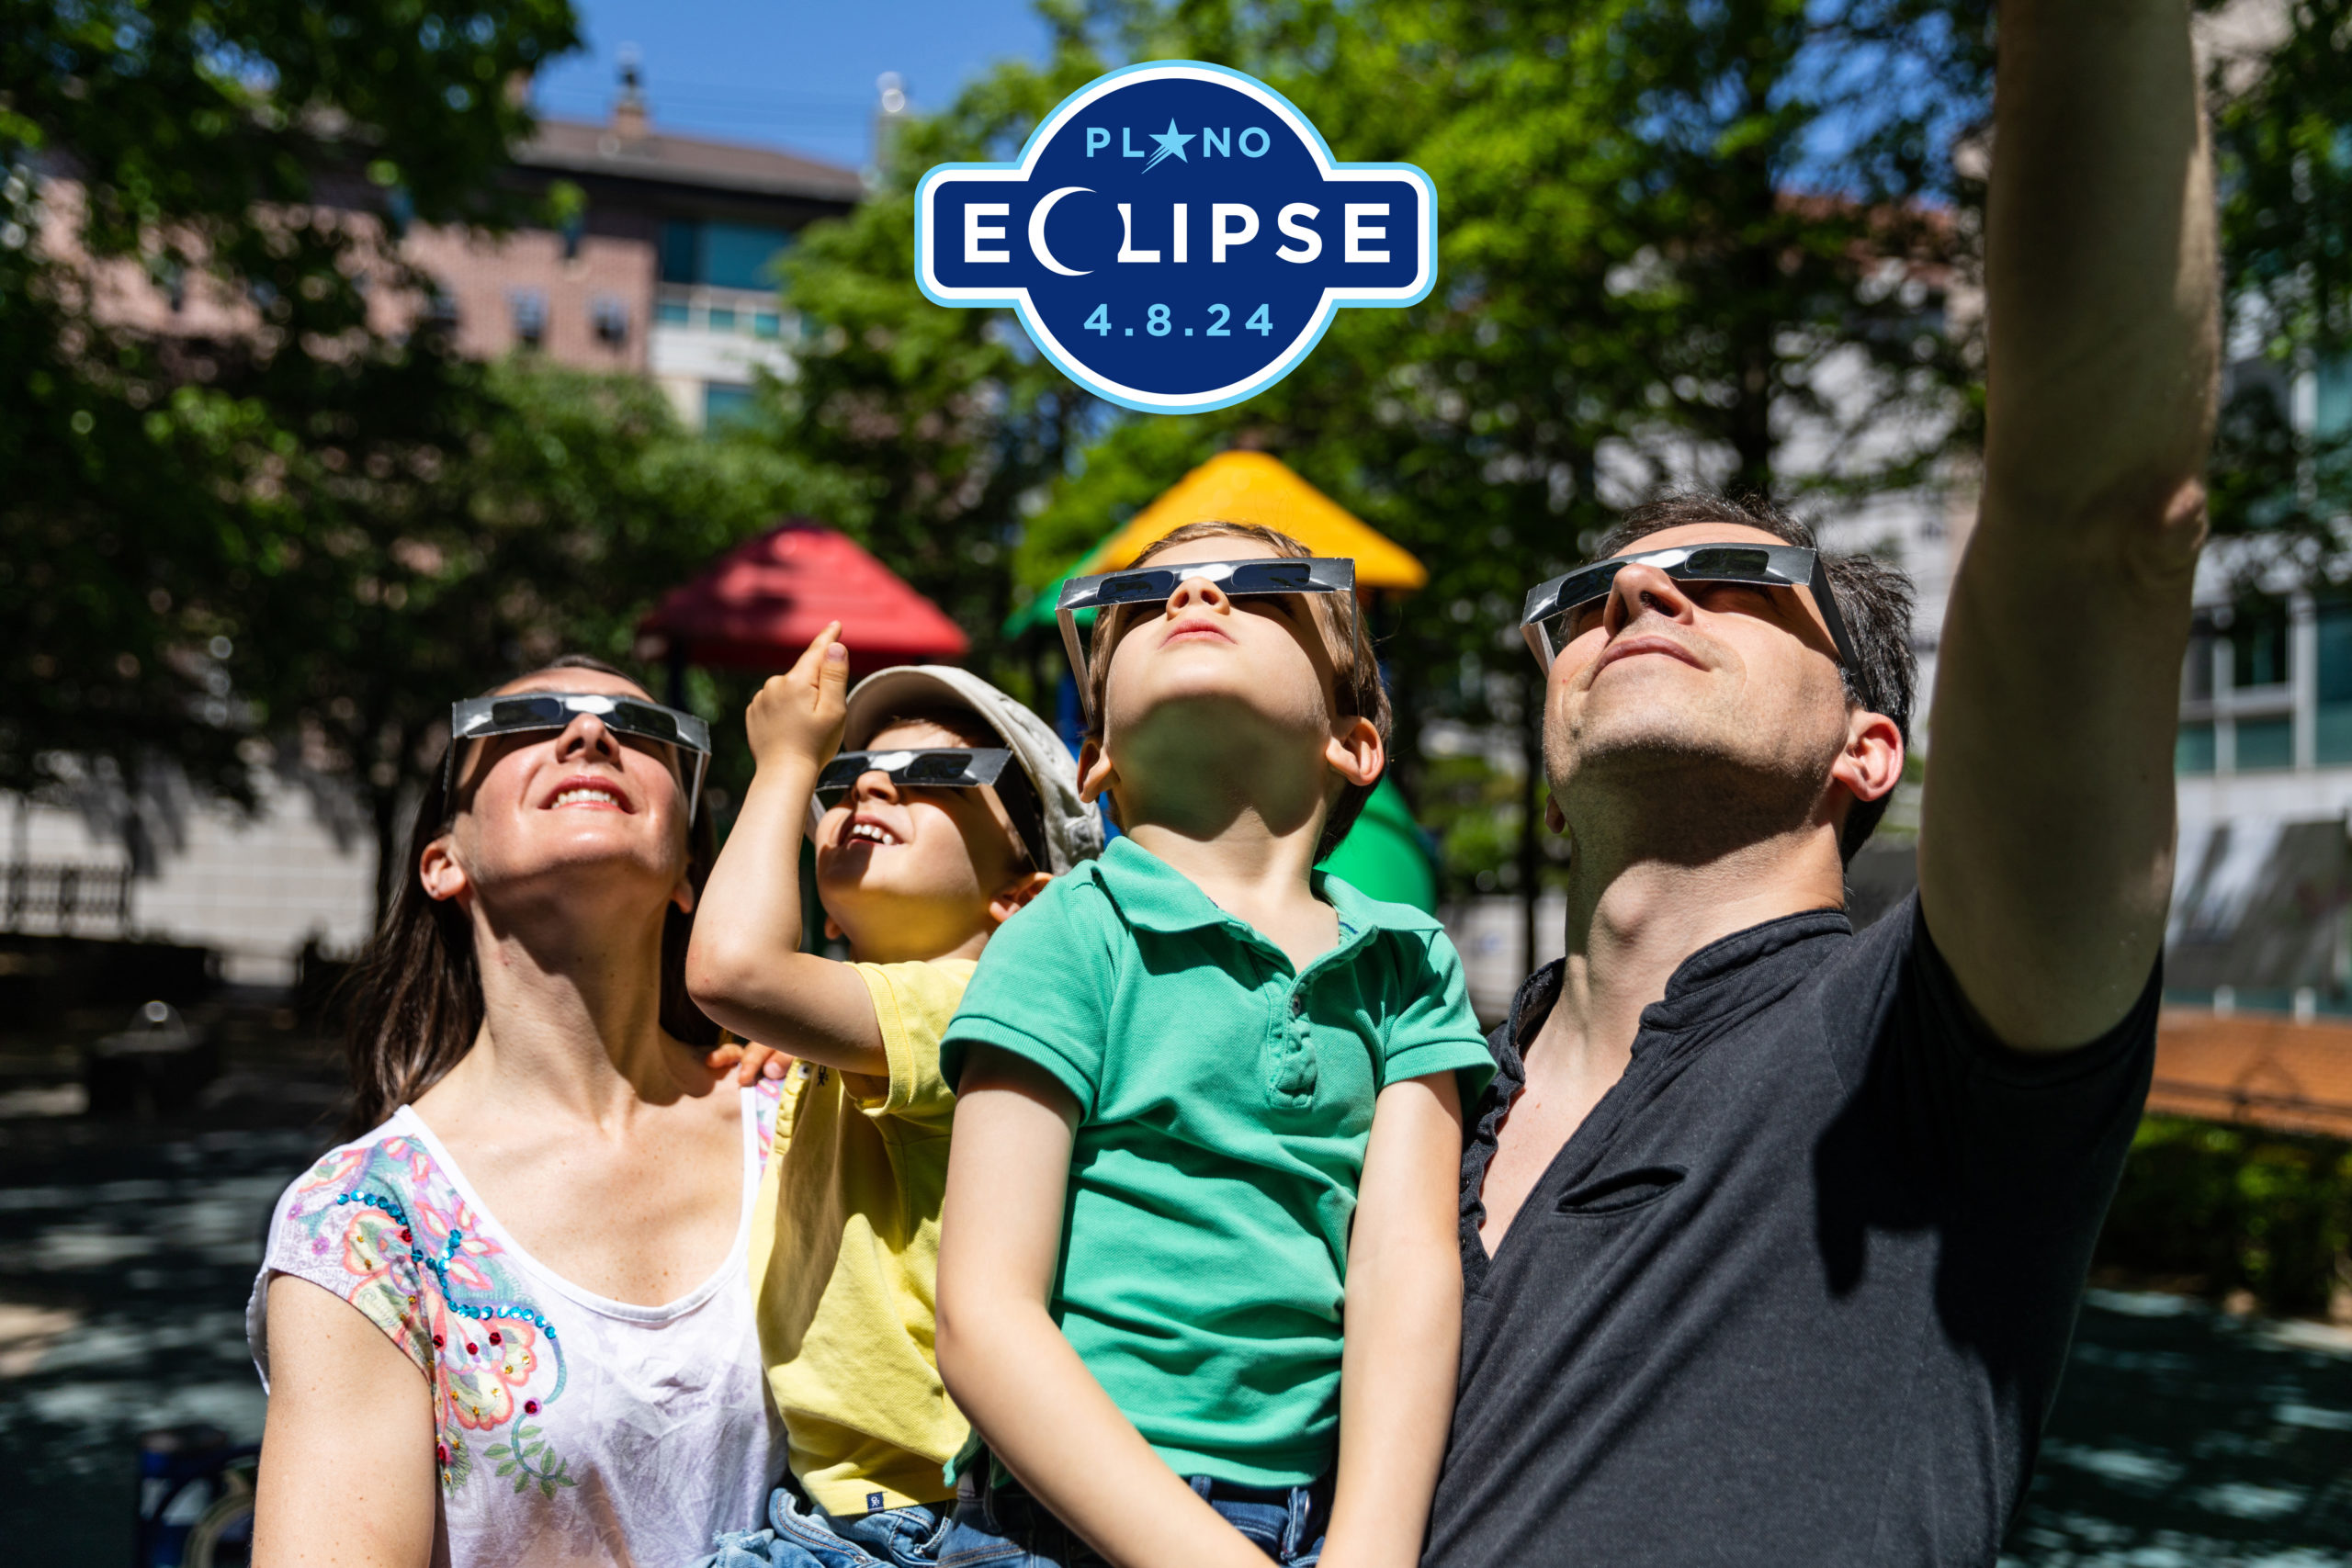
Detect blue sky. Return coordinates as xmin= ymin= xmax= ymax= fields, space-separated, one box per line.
xmin=531 ymin=1 xmax=1056 ymax=171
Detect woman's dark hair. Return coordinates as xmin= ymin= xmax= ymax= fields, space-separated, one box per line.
xmin=339 ymin=654 xmax=718 ymax=1135
xmin=1592 ymin=493 xmax=1917 ymax=863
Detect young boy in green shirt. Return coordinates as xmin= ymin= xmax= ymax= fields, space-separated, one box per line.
xmin=936 ymin=523 xmax=1494 ymax=1568
xmin=687 ymin=625 xmax=1098 ymax=1567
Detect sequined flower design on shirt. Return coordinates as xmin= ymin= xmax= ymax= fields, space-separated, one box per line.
xmin=283 ymin=1137 xmax=574 ymax=1498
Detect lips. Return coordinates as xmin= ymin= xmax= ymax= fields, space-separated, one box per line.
xmin=543 ymin=775 xmax=633 ymax=812
xmin=1591 ymin=634 xmax=1706 ymax=678
xmin=1161 ymin=614 xmax=1235 ymax=648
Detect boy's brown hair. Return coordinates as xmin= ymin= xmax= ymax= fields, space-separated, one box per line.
xmin=1086 ymin=520 xmax=1393 ymax=861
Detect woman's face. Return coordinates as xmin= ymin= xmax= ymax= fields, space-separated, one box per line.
xmin=425 ymin=668 xmax=695 ymax=918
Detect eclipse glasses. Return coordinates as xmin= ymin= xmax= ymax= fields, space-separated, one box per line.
xmin=1057 ymin=556 xmax=1358 ymax=726
xmin=1520 ymin=544 xmax=1857 ymax=671
xmin=815 ymin=748 xmax=1014 ymax=805
xmin=814 ymin=747 xmax=1048 ymax=870
xmin=447 ymin=693 xmax=712 ymax=817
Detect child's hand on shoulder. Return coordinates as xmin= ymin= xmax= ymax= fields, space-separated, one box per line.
xmin=748 ymin=622 xmax=851 ymax=776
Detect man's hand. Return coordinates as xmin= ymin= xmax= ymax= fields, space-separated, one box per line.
xmin=746 ymin=622 xmax=851 ymax=776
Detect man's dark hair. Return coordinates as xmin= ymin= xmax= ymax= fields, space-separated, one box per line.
xmin=1592 ymin=493 xmax=1917 ymax=863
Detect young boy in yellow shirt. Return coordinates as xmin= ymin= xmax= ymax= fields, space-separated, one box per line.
xmin=688 ymin=624 xmax=1098 ymax=1566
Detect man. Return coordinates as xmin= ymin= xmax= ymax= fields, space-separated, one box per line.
xmin=1422 ymin=0 xmax=2216 ymax=1559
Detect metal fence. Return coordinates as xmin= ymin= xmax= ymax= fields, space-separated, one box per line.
xmin=0 ymin=862 xmax=133 ymax=935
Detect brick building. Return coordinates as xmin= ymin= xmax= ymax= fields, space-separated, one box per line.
xmin=408 ymin=66 xmax=864 ymax=426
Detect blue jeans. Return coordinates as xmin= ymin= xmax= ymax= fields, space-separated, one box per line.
xmin=701 ymin=1480 xmax=953 ymax=1568
xmin=933 ymin=1472 xmax=1329 ymax=1567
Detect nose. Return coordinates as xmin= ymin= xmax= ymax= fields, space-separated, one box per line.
xmin=552 ymin=712 xmax=626 ymax=765
xmin=1164 ymin=572 xmax=1231 ymax=615
xmin=850 ymin=769 xmax=900 ymax=806
xmin=1601 ymin=559 xmax=1697 ymax=640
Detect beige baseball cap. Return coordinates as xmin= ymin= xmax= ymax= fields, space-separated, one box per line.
xmin=838 ymin=665 xmax=1102 ymax=874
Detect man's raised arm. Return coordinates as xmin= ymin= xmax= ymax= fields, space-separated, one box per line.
xmin=1918 ymin=0 xmax=2219 ymax=1051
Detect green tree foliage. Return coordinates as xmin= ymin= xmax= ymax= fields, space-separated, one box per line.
xmin=2098 ymin=1116 xmax=2352 ymax=1318
xmin=0 ymin=0 xmax=576 ymax=802
xmin=2205 ymin=0 xmax=2352 ymax=570
xmin=749 ymin=12 xmax=1126 ymax=696
xmin=232 ymin=361 xmax=822 ymax=909
xmin=786 ymin=0 xmax=1985 ymax=920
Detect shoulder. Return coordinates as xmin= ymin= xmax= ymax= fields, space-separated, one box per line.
xmin=255 ymin=1114 xmax=456 ymax=1382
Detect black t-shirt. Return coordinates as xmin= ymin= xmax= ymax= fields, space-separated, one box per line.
xmin=1425 ymin=896 xmax=2156 ymax=1567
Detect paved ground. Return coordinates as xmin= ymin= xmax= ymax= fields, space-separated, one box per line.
xmin=3 ymin=999 xmax=2349 ymax=1564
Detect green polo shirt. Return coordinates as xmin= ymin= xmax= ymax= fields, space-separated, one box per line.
xmin=941 ymin=835 xmax=1494 ymax=1487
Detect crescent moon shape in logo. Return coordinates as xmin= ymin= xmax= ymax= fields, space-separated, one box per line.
xmin=1028 ymin=186 xmax=1092 ymax=277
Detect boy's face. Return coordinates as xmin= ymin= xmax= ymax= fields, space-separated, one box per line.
xmin=1094 ymin=537 xmax=1351 ymax=751
xmin=813 ymin=719 xmax=1035 ymax=958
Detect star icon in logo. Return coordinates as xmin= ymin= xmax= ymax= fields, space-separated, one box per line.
xmin=1140 ymin=118 xmax=1193 ymax=173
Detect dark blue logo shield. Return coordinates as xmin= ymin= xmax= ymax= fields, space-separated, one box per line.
xmin=916 ymin=62 xmax=1437 ymax=414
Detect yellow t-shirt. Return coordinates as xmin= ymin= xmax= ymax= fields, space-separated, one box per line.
xmin=747 ymin=958 xmax=973 ymax=1514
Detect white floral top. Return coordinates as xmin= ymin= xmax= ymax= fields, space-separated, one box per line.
xmin=249 ymin=1081 xmax=786 ymax=1568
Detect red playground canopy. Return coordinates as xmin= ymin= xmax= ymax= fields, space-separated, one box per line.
xmin=636 ymin=520 xmax=969 ymax=673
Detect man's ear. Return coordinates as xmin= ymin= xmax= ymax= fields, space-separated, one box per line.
xmin=1323 ymin=716 xmax=1384 ymax=790
xmin=1077 ymin=737 xmax=1116 ymax=806
xmin=417 ymin=835 xmax=469 ymax=906
xmin=1544 ymin=793 xmax=1566 ymax=834
xmin=988 ymin=870 xmax=1053 ymax=928
xmin=1830 ymin=709 xmax=1905 ymax=808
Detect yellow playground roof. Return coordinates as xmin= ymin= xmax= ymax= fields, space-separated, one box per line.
xmin=1075 ymin=450 xmax=1429 ymax=591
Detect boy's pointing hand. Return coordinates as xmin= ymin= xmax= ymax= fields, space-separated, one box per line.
xmin=747 ymin=622 xmax=851 ymax=775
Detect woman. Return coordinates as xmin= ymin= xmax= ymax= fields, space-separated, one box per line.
xmin=249 ymin=656 xmax=784 ymax=1567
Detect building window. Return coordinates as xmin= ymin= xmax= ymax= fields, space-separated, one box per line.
xmin=509 ymin=288 xmax=548 ymax=348
xmin=707 ymin=305 xmax=738 ymax=333
xmin=591 ymin=294 xmax=629 ymax=346
xmin=2320 ymin=599 xmax=2352 ymax=764
xmin=656 ymin=297 xmax=692 ymax=326
xmin=2177 ymin=721 xmax=2215 ymax=775
xmin=753 ymin=310 xmax=782 ymax=340
xmin=704 ymin=382 xmax=757 ymax=430
xmin=660 ymin=220 xmax=793 ymax=291
xmin=2319 ymin=354 xmax=2352 ymax=440
xmin=2236 ymin=716 xmax=2294 ymax=771
xmin=2228 ymin=600 xmax=2290 ymax=690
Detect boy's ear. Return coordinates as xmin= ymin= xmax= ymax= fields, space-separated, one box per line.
xmin=823 ymin=912 xmax=843 ymax=943
xmin=988 ymin=870 xmax=1053 ymax=928
xmin=1323 ymin=715 xmax=1385 ymax=791
xmin=1076 ymin=737 xmax=1116 ymax=806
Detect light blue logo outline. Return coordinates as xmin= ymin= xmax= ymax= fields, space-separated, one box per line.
xmin=915 ymin=61 xmax=1438 ymax=415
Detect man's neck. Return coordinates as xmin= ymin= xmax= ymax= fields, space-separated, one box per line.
xmin=1534 ymin=823 xmax=1848 ymax=1087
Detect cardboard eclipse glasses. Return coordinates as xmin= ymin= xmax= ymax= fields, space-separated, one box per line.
xmin=447 ymin=693 xmax=712 ymax=818
xmin=1520 ymin=544 xmax=1858 ymax=671
xmin=1057 ymin=557 xmax=1358 ymax=726
xmin=815 ymin=748 xmax=1051 ymax=871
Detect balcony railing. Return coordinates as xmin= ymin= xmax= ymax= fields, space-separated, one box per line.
xmin=1 ymin=863 xmax=133 ymax=935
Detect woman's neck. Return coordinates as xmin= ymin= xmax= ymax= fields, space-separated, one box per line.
xmin=451 ymin=889 xmax=689 ymax=1127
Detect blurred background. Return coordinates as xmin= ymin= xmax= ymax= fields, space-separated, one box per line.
xmin=5 ymin=0 xmax=2352 ymax=1561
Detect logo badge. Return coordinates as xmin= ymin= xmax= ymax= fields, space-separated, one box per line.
xmin=917 ymin=62 xmax=1436 ymax=414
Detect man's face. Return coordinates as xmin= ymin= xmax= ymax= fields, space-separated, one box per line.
xmin=1542 ymin=523 xmax=1857 ymax=826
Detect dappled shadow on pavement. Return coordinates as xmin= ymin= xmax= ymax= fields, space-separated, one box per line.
xmin=2004 ymin=1290 xmax=2352 ymax=1565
